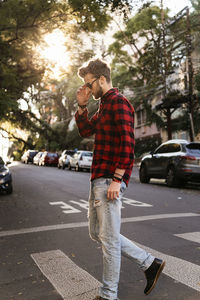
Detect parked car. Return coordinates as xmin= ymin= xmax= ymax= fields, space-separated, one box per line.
xmin=68 ymin=151 xmax=93 ymax=171
xmin=58 ymin=150 xmax=77 ymax=169
xmin=33 ymin=152 xmax=44 ymax=165
xmin=39 ymin=152 xmax=59 ymax=166
xmin=139 ymin=139 xmax=200 ymax=187
xmin=0 ymin=156 xmax=13 ymax=194
xmin=21 ymin=150 xmax=38 ymax=164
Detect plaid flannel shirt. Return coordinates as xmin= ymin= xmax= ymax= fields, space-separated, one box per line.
xmin=75 ymin=88 xmax=135 ymax=186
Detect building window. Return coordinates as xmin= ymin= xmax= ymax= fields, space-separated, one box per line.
xmin=136 ymin=109 xmax=146 ymax=126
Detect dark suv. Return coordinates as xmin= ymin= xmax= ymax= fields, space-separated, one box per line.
xmin=21 ymin=150 xmax=38 ymax=164
xmin=139 ymin=139 xmax=200 ymax=187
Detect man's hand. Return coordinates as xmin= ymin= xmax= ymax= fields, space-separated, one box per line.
xmin=76 ymin=85 xmax=91 ymax=107
xmin=107 ymin=181 xmax=121 ymax=200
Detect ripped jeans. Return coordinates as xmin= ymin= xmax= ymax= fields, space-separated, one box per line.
xmin=88 ymin=177 xmax=154 ymax=300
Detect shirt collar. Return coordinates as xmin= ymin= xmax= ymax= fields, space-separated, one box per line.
xmin=100 ymin=88 xmax=118 ymax=104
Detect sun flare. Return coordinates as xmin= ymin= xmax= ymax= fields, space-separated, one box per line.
xmin=38 ymin=29 xmax=71 ymax=79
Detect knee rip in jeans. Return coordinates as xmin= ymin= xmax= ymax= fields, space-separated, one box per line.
xmin=94 ymin=199 xmax=102 ymax=207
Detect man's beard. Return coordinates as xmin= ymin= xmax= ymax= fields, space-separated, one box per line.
xmin=93 ymin=85 xmax=103 ymax=100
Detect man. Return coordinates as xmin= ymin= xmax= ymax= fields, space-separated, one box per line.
xmin=75 ymin=59 xmax=165 ymax=300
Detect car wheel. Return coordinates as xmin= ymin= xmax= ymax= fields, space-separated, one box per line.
xmin=166 ymin=166 xmax=179 ymax=187
xmin=75 ymin=164 xmax=81 ymax=172
xmin=179 ymin=180 xmax=187 ymax=187
xmin=139 ymin=164 xmax=150 ymax=183
xmin=6 ymin=183 xmax=13 ymax=194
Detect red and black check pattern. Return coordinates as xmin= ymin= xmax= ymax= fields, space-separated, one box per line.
xmin=75 ymin=88 xmax=135 ymax=186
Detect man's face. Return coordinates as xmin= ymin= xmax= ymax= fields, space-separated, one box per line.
xmin=84 ymin=73 xmax=103 ymax=100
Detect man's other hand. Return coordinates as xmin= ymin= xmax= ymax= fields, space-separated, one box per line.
xmin=107 ymin=181 xmax=121 ymax=200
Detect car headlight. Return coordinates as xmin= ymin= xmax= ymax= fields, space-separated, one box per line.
xmin=1 ymin=169 xmax=9 ymax=176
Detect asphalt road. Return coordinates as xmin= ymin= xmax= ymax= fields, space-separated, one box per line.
xmin=0 ymin=162 xmax=200 ymax=300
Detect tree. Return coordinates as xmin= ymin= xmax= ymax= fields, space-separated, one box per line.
xmin=108 ymin=2 xmax=199 ymax=140
xmin=0 ymin=0 xmax=133 ymax=150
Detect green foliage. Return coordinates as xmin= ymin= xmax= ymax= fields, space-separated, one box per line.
xmin=194 ymin=70 xmax=200 ymax=92
xmin=109 ymin=5 xmax=168 ymax=138
xmin=0 ymin=0 xmax=131 ymax=151
xmin=135 ymin=135 xmax=162 ymax=158
xmin=109 ymin=2 xmax=200 ymax=139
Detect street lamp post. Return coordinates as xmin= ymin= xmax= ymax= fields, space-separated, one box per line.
xmin=161 ymin=3 xmax=195 ymax=141
xmin=161 ymin=0 xmax=172 ymax=140
xmin=186 ymin=7 xmax=195 ymax=141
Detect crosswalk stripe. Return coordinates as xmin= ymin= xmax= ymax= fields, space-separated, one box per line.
xmin=0 ymin=213 xmax=199 ymax=238
xmin=31 ymin=242 xmax=200 ymax=300
xmin=174 ymin=232 xmax=200 ymax=244
xmin=31 ymin=250 xmax=100 ymax=300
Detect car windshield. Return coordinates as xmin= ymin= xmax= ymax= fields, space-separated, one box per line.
xmin=67 ymin=151 xmax=76 ymax=156
xmin=48 ymin=153 xmax=57 ymax=157
xmin=83 ymin=152 xmax=92 ymax=157
xmin=0 ymin=156 xmax=5 ymax=165
xmin=30 ymin=151 xmax=38 ymax=156
xmin=186 ymin=143 xmax=200 ymax=156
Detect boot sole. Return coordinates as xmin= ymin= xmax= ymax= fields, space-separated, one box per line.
xmin=145 ymin=261 xmax=166 ymax=295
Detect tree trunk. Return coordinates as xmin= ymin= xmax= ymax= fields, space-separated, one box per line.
xmin=166 ymin=108 xmax=172 ymax=140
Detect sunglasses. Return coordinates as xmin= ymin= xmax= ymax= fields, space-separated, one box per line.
xmin=85 ymin=77 xmax=99 ymax=89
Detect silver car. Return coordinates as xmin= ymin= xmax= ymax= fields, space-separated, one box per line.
xmin=33 ymin=152 xmax=44 ymax=165
xmin=68 ymin=151 xmax=93 ymax=171
xmin=58 ymin=150 xmax=76 ymax=169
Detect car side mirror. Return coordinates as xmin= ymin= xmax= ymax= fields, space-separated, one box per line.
xmin=6 ymin=161 xmax=11 ymax=165
xmin=150 ymin=150 xmax=154 ymax=156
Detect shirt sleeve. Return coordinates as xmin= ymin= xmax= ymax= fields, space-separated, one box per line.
xmin=113 ymin=97 xmax=135 ymax=169
xmin=75 ymin=109 xmax=98 ymax=138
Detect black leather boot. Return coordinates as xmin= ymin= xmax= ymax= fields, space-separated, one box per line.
xmin=144 ymin=258 xmax=165 ymax=295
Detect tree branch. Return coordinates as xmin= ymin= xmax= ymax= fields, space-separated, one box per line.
xmin=0 ymin=127 xmax=32 ymax=147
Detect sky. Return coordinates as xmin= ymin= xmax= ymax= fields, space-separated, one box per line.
xmin=155 ymin=0 xmax=192 ymax=15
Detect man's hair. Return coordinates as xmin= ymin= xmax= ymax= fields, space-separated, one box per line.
xmin=78 ymin=59 xmax=111 ymax=83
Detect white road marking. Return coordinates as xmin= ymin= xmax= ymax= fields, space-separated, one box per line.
xmin=174 ymin=232 xmax=200 ymax=244
xmin=135 ymin=241 xmax=200 ymax=292
xmin=31 ymin=242 xmax=200 ymax=300
xmin=122 ymin=197 xmax=153 ymax=207
xmin=0 ymin=213 xmax=199 ymax=238
xmin=50 ymin=197 xmax=153 ymax=215
xmin=121 ymin=213 xmax=199 ymax=224
xmin=70 ymin=199 xmax=89 ymax=210
xmin=31 ymin=250 xmax=100 ymax=300
xmin=49 ymin=201 xmax=81 ymax=214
